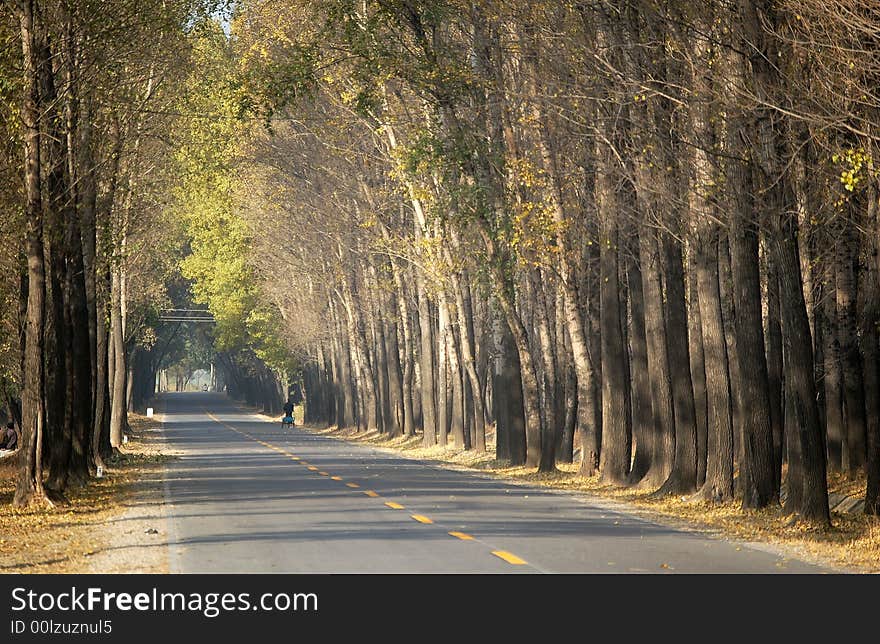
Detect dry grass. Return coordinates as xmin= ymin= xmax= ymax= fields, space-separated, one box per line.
xmin=307 ymin=424 xmax=880 ymax=573
xmin=0 ymin=413 xmax=173 ymax=574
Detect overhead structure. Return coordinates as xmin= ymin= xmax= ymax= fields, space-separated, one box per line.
xmin=158 ymin=308 xmax=216 ymax=323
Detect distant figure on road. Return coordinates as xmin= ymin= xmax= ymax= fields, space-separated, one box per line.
xmin=282 ymin=399 xmax=295 ymax=427
xmin=0 ymin=422 xmax=18 ymax=451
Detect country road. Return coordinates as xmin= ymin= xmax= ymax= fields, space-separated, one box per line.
xmin=159 ymin=392 xmax=826 ymax=573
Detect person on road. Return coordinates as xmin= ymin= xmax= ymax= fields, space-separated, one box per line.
xmin=282 ymin=399 xmax=294 ymax=426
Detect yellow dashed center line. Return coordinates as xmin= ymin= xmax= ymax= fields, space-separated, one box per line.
xmin=492 ymin=551 xmax=527 ymax=565
xmin=206 ymin=409 xmax=532 ymax=570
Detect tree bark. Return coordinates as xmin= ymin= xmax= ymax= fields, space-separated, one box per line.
xmin=384 ymin=284 xmax=405 ymax=437
xmin=14 ymin=0 xmax=51 ymax=508
xmin=492 ymin=296 xmax=526 ymax=465
xmin=655 ymin=233 xmax=699 ymax=496
xmin=638 ymin=228 xmax=675 ymax=487
xmin=689 ymin=247 xmax=709 ymax=488
xmin=109 ymin=262 xmax=126 ymax=449
xmin=726 ymin=68 xmax=777 ymax=507
xmin=450 ymin=264 xmax=486 ymax=452
xmin=866 ymin=181 xmax=880 ymax=515
xmin=837 ymin=222 xmax=867 ymax=472
xmin=626 ymin=231 xmax=653 ymax=485
xmin=738 ymin=0 xmax=828 ymax=523
xmin=597 ymin=206 xmax=630 ymax=484
xmin=695 ymin=231 xmax=735 ymax=502
xmin=415 ymin=265 xmax=436 ymax=446
xmin=436 ymin=290 xmax=450 ymax=447
xmin=765 ymin=257 xmax=784 ymax=489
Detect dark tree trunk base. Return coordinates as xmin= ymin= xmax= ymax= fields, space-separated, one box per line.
xmin=652 ymin=471 xmax=698 ymax=498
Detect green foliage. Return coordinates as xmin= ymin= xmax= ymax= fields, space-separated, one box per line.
xmin=832 ymin=148 xmax=871 ymax=193
xmin=170 ymin=17 xmax=296 ymax=378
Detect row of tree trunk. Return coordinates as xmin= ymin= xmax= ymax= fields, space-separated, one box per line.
xmin=11 ymin=0 xmax=147 ymax=506
xmin=275 ymin=0 xmax=880 ymax=523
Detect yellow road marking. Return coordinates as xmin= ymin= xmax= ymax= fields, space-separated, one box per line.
xmin=492 ymin=551 xmax=527 ymax=565
xmin=206 ymin=412 xmax=438 ymax=526
xmin=448 ymin=531 xmax=474 ymax=540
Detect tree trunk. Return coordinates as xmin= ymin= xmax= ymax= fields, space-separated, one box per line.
xmin=638 ymin=229 xmax=675 ymax=487
xmin=774 ymin=220 xmax=830 ymax=524
xmin=493 ymin=274 xmax=544 ymax=469
xmin=737 ymin=0 xmax=828 ymax=523
xmin=626 ymin=231 xmax=653 ymax=485
xmin=94 ymin=272 xmax=111 ymax=462
xmin=718 ymin=236 xmax=743 ymax=486
xmin=765 ymin=257 xmax=784 ymax=489
xmin=109 ymin=263 xmax=126 ymax=449
xmin=696 ymin=230 xmax=735 ymax=502
xmin=373 ymin=304 xmax=391 ymax=434
xmin=14 ymin=0 xmax=51 ymax=508
xmin=79 ymin=107 xmax=98 ymax=442
xmin=837 ymin=223 xmax=867 ymax=472
xmin=41 ymin=31 xmax=71 ymax=493
xmin=437 ymin=291 xmax=450 ymax=447
xmin=689 ymin=248 xmax=709 ymax=488
xmin=446 ymin=296 xmax=468 ymax=449
xmin=390 ymin=258 xmax=415 ymax=437
xmin=654 ymin=234 xmax=698 ymax=496
xmin=43 ymin=152 xmax=70 ymax=493
xmin=61 ymin=7 xmax=91 ymax=484
xmin=821 ymin=256 xmax=845 ymax=472
xmin=597 ymin=205 xmax=630 ymax=484
xmin=866 ymin=182 xmax=880 ymax=515
xmin=415 ymin=266 xmax=436 ymax=446
xmin=384 ymin=286 xmax=405 ymax=437
xmin=492 ymin=297 xmax=526 ymax=465
xmin=533 ymin=270 xmax=559 ymax=473
xmin=726 ymin=103 xmax=777 ymax=508
xmin=450 ymin=265 xmax=486 ymax=452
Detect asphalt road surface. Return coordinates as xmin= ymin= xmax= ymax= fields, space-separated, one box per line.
xmin=160 ymin=392 xmax=826 ymax=573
